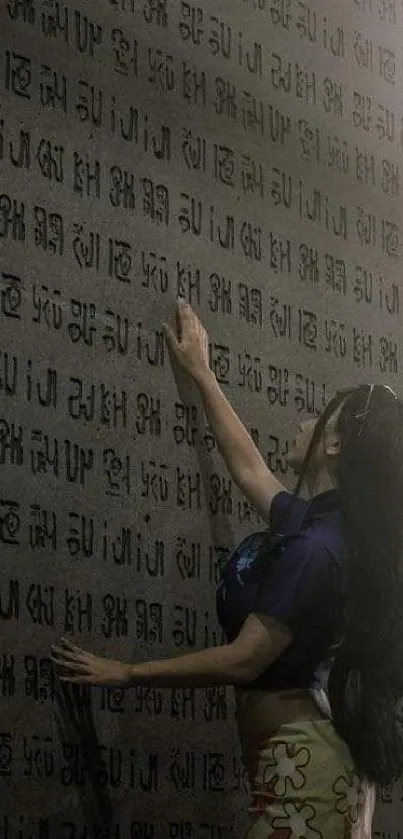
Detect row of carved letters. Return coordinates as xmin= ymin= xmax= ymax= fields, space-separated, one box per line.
xmin=0 ymin=424 xmax=294 ymax=506
xmin=0 ymin=502 xmax=230 ymax=576
xmin=0 ymin=732 xmax=249 ymax=794
xmin=0 ymin=815 xmax=237 ymax=839
xmin=1 ymin=186 xmax=401 ymax=262
xmin=102 ymin=0 xmax=402 ymax=31
xmin=0 ymin=361 xmax=398 ymax=449
xmin=2 ymin=825 xmax=399 ymax=839
xmin=8 ymin=0 xmax=169 ymax=30
xmin=1 ymin=289 xmax=399 ymax=371
xmin=1 ymin=225 xmax=401 ymax=314
xmin=0 ymin=728 xmax=399 ymax=801
xmin=6 ymin=0 xmax=402 ymax=88
xmin=0 ymin=652 xmax=229 ymax=721
xmin=0 ymin=367 xmax=312 ymax=437
xmin=2 ymin=118 xmax=401 ymax=201
xmin=5 ymin=48 xmax=403 ymax=147
xmin=0 ymin=350 xmax=395 ymax=412
xmin=1 ymin=577 xmax=226 ymax=649
xmin=227 ymin=0 xmax=399 ymax=28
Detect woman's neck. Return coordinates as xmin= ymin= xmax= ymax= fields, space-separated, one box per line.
xmin=305 ymin=471 xmax=338 ymax=497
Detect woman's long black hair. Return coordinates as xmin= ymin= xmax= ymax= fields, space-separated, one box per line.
xmin=329 ymin=384 xmax=403 ymax=786
xmin=265 ymin=384 xmax=403 ymax=786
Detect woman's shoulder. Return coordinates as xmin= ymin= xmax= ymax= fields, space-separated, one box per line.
xmin=305 ymin=514 xmax=350 ymax=566
xmin=270 ymin=489 xmax=312 ymax=536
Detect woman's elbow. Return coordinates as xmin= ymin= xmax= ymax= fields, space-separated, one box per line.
xmin=230 ymin=651 xmax=273 ymax=684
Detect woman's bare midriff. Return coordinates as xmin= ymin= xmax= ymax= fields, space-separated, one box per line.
xmin=234 ymin=686 xmax=325 ymax=779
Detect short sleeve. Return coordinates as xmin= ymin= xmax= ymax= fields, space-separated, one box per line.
xmin=252 ymin=539 xmax=338 ymax=633
xmin=270 ymin=491 xmax=309 ymax=534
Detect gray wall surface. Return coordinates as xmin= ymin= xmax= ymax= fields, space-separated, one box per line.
xmin=1 ymin=0 xmax=403 ymax=835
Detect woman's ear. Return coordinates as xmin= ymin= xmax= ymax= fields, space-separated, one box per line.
xmin=324 ymin=403 xmax=345 ymax=459
xmin=325 ymin=427 xmax=343 ymax=458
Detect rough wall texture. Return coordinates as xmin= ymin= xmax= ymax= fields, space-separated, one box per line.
xmin=1 ymin=0 xmax=403 ymax=836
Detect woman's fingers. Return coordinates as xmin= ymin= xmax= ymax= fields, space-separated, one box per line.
xmin=176 ymin=297 xmax=189 ymax=316
xmin=162 ymin=322 xmax=180 ymax=355
xmin=164 ymin=300 xmax=203 ymax=344
xmin=175 ymin=299 xmax=184 ymax=338
xmin=51 ymin=645 xmax=81 ymax=660
xmin=51 ymin=649 xmax=75 ymax=662
xmin=174 ymin=300 xmax=190 ymax=345
xmin=60 ymin=637 xmax=82 ymax=652
xmin=59 ymin=675 xmax=87 ymax=684
xmin=50 ymin=652 xmax=87 ymax=670
xmin=50 ymin=639 xmax=99 ymax=686
xmin=164 ymin=300 xmax=209 ymax=379
xmin=51 ymin=647 xmax=91 ymax=669
xmin=53 ymin=660 xmax=89 ymax=673
xmin=176 ymin=298 xmax=201 ymax=336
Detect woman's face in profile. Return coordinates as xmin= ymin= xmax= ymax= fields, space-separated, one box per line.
xmin=286 ymin=417 xmax=319 ymax=473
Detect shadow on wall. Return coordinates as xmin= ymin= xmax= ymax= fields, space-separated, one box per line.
xmin=55 ymin=680 xmax=114 ymax=836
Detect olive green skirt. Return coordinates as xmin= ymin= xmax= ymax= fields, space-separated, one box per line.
xmin=245 ymin=719 xmax=375 ymax=838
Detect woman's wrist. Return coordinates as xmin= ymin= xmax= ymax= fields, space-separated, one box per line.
xmin=124 ymin=663 xmax=140 ymax=687
xmin=192 ymin=364 xmax=216 ymax=391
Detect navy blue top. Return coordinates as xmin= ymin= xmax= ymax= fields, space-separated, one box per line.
xmin=216 ymin=489 xmax=348 ymax=690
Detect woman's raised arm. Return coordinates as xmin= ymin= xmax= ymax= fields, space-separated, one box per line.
xmin=163 ymin=300 xmax=286 ymax=522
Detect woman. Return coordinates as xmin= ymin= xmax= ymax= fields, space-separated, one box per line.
xmin=51 ymin=300 xmax=403 ymax=837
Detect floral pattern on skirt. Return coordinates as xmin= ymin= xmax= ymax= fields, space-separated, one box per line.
xmin=245 ymin=720 xmax=375 ymax=839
